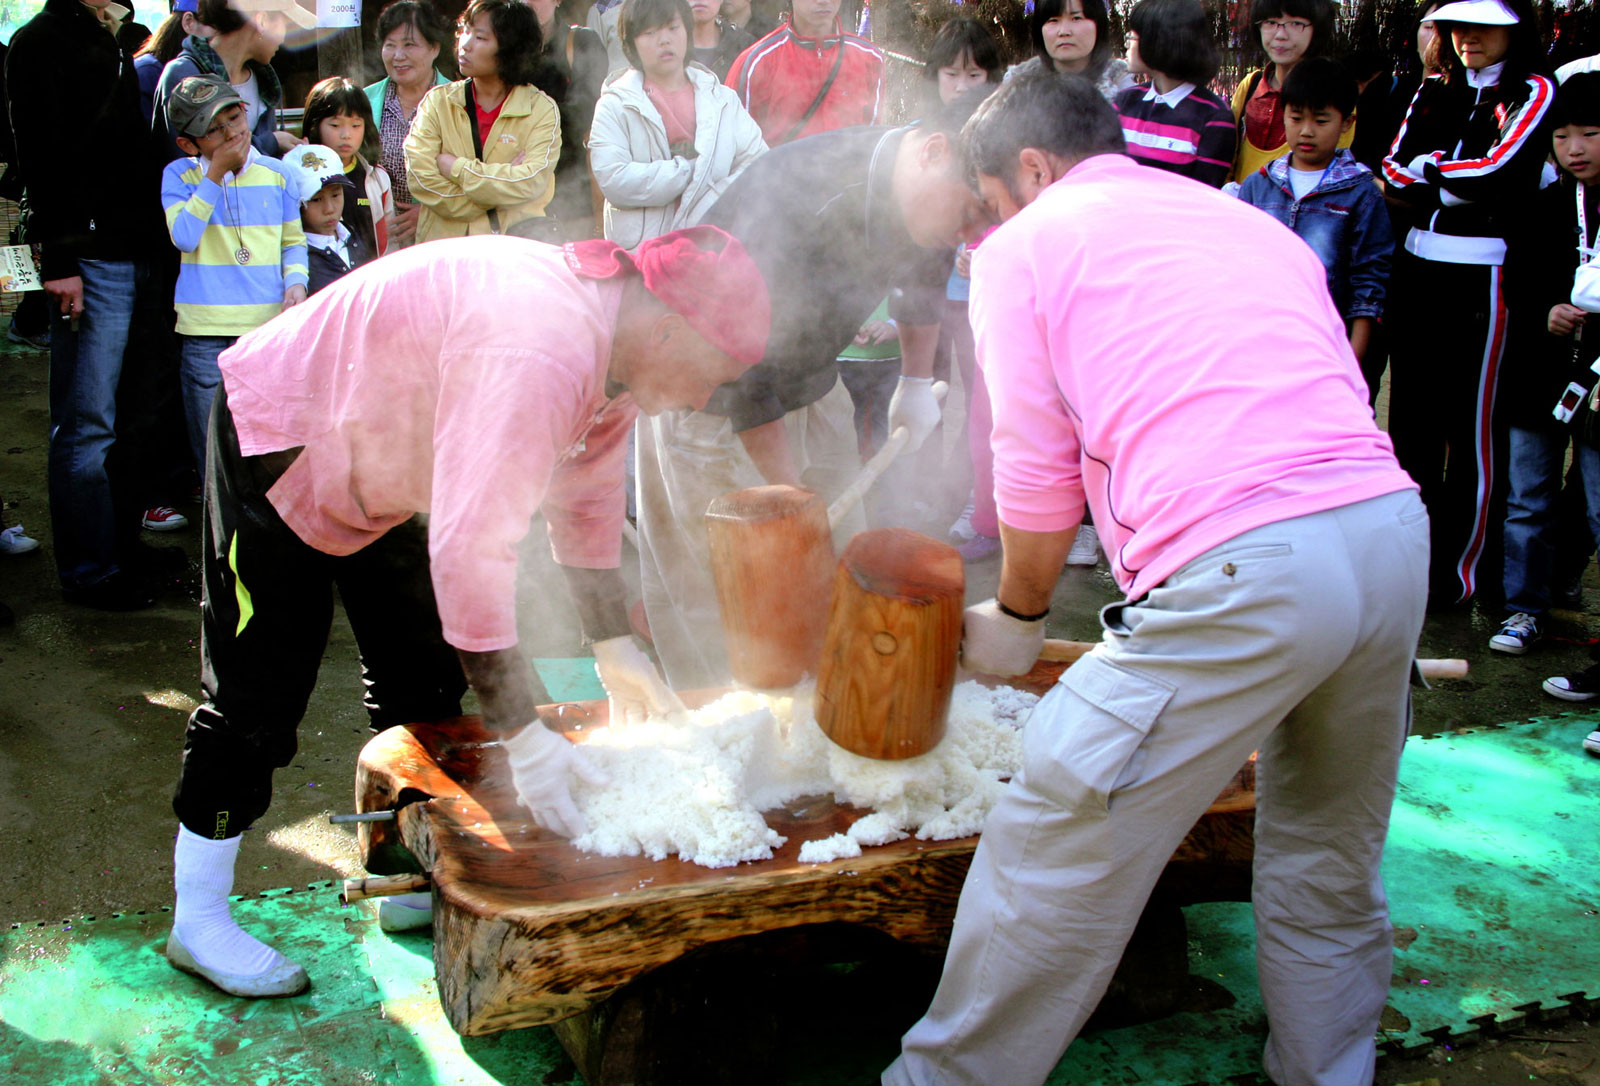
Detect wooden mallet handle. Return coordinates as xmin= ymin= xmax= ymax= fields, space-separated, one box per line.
xmin=1037 ymin=638 xmax=1467 ymax=679
xmin=827 ymin=382 xmax=948 ymax=530
xmin=340 ymin=873 xmax=430 ymax=905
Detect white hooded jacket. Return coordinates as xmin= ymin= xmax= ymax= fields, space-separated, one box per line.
xmin=588 ymin=63 xmax=767 ymax=251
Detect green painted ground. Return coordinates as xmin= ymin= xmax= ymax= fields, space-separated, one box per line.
xmin=3 ymin=714 xmax=1597 ymax=1086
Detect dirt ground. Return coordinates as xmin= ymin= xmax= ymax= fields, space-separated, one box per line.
xmin=2 ymin=336 xmax=1598 ymax=1084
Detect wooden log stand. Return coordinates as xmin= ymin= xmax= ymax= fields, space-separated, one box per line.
xmin=354 ymin=657 xmax=1256 ymax=1083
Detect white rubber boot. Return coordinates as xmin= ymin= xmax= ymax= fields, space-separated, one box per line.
xmin=377 ymin=891 xmax=434 ymax=933
xmin=168 ymin=825 xmax=308 ymax=997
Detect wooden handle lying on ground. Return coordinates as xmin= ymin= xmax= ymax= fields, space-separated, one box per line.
xmin=1036 ymin=638 xmax=1468 ymax=679
xmin=826 ymin=382 xmax=948 ymax=530
xmin=341 ymin=872 xmax=430 ymax=904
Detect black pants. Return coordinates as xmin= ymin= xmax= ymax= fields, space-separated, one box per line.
xmin=173 ymin=390 xmax=467 ymax=839
xmin=1386 ymin=251 xmax=1509 ymax=605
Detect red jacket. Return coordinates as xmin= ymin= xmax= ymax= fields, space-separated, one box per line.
xmin=725 ymin=19 xmax=883 ymax=146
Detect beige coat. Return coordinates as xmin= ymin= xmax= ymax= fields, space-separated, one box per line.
xmin=404 ymin=80 xmax=562 ymax=242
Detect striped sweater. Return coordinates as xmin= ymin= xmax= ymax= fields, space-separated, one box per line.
xmin=1114 ymin=82 xmax=1237 ymax=189
xmin=162 ymin=150 xmax=308 ymax=336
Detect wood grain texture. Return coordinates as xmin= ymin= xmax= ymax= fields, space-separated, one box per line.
xmin=352 ymin=658 xmax=1258 ymax=1038
xmin=704 ymin=485 xmax=835 ymax=689
xmin=815 ymin=529 xmax=964 ymax=760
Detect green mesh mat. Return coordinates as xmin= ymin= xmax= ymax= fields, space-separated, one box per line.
xmin=4 ymin=714 xmax=1598 ymax=1086
xmin=531 ymin=658 xmax=606 ymax=705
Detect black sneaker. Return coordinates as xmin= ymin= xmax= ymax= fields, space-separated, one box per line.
xmin=61 ymin=571 xmax=156 ymax=611
xmin=6 ymin=319 xmax=48 ymax=350
xmin=1542 ymin=664 xmax=1600 ymax=702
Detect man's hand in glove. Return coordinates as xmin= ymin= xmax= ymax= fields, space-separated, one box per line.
xmin=962 ymin=598 xmax=1047 ymax=676
xmin=887 ymin=375 xmax=941 ymax=451
xmin=592 ymin=635 xmax=687 ymax=726
xmin=502 ymin=722 xmax=608 ymax=838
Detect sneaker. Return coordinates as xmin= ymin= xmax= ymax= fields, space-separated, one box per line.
xmin=6 ymin=319 xmax=48 ymax=350
xmin=949 ymin=497 xmax=977 ymax=544
xmin=1488 ymin=612 xmax=1540 ymax=655
xmin=1586 ymin=731 xmax=1600 ymax=757
xmin=1557 ymin=580 xmax=1585 ymax=609
xmin=1543 ymin=665 xmax=1600 ymax=702
xmin=957 ymin=533 xmax=1001 ymax=563
xmin=189 ymin=484 xmax=203 ymax=505
xmin=1067 ymin=523 xmax=1101 ymax=567
xmin=0 ymin=525 xmax=38 ymax=555
xmin=141 ymin=506 xmax=189 ymax=532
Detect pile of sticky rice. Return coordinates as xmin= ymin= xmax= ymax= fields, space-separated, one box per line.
xmin=570 ymin=680 xmax=1039 ymax=869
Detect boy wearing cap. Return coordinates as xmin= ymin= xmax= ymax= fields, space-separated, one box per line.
xmin=162 ymin=73 xmax=308 ymax=478
xmin=167 ymin=227 xmax=767 ymax=998
xmin=286 ymin=144 xmax=367 ymax=294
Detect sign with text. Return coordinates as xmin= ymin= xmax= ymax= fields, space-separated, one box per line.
xmin=0 ymin=245 xmax=41 ymax=292
xmin=316 ymin=0 xmax=359 ymax=27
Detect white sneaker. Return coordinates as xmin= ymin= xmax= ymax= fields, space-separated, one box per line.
xmin=1067 ymin=523 xmax=1100 ymax=567
xmin=0 ymin=525 xmax=38 ymax=555
xmin=949 ymin=497 xmax=977 ymax=544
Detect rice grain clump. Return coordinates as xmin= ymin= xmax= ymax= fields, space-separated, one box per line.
xmin=570 ymin=680 xmax=1038 ymax=869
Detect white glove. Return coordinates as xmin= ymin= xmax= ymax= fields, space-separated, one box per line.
xmin=887 ymin=375 xmax=941 ymax=452
xmin=592 ymin=635 xmax=687 ymax=726
xmin=961 ymin=598 xmax=1047 ymax=677
xmin=502 ymin=722 xmax=609 ymax=838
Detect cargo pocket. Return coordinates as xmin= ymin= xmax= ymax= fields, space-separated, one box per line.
xmin=1024 ymin=654 xmax=1176 ymax=813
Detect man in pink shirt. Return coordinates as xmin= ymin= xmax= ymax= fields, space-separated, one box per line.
xmin=886 ymin=66 xmax=1428 ymax=1086
xmin=166 ymin=227 xmax=770 ymax=1000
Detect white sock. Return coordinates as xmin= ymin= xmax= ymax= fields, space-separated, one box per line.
xmin=387 ymin=892 xmax=431 ymax=911
xmin=172 ymin=825 xmax=289 ymax=976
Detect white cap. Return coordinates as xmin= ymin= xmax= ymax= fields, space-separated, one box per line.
xmin=282 ymin=144 xmax=353 ymax=204
xmin=1428 ymin=0 xmax=1519 ymax=24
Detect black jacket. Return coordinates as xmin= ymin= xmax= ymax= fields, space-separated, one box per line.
xmin=543 ymin=23 xmax=608 ymax=224
xmin=1503 ymin=178 xmax=1600 ymax=435
xmin=306 ymin=233 xmax=366 ymax=296
xmin=4 ymin=0 xmax=165 ymax=279
xmin=699 ymin=125 xmax=952 ymax=431
xmin=1383 ymin=67 xmax=1555 ymax=246
xmin=693 ymin=21 xmax=756 ymax=82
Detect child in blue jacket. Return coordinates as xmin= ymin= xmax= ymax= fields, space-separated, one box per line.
xmin=1235 ymin=57 xmax=1393 ymax=382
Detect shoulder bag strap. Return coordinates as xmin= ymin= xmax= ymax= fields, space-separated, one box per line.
xmin=778 ymin=35 xmax=845 ymax=144
xmin=463 ymin=80 xmax=503 ymax=234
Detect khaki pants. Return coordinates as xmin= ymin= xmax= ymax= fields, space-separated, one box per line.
xmin=886 ymin=489 xmax=1429 ymax=1086
xmin=636 ymin=378 xmax=863 ymax=690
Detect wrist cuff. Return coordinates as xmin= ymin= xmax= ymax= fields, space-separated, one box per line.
xmin=997 ymin=600 xmax=1049 ymax=623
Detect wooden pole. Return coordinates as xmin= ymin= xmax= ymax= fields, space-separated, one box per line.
xmin=705 ymin=485 xmax=836 ymax=689
xmin=1035 ymin=638 xmax=1469 ymax=680
xmin=815 ymin=529 xmax=964 ymax=760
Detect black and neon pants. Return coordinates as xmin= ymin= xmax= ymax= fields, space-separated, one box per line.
xmin=173 ymin=389 xmax=468 ymax=839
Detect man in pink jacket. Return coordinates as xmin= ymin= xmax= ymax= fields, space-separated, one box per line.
xmin=166 ymin=226 xmax=769 ymax=1000
xmin=886 ymin=65 xmax=1428 ymax=1086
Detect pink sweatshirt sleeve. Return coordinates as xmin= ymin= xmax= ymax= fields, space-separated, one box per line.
xmin=427 ymin=348 xmax=588 ymax=652
xmin=970 ymin=240 xmax=1088 ymax=534
xmin=543 ymin=396 xmax=637 ymax=569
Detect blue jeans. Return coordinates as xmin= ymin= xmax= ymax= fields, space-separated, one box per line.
xmin=48 ymin=258 xmax=160 ymax=587
xmin=179 ymin=334 xmax=236 ymax=478
xmin=1503 ymin=425 xmax=1600 ymax=615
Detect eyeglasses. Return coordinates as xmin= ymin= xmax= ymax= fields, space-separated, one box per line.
xmin=1261 ymin=17 xmax=1312 ymax=33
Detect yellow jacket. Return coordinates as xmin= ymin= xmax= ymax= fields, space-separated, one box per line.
xmin=404 ymin=80 xmax=561 ymax=242
xmin=1228 ymin=67 xmax=1356 ymax=183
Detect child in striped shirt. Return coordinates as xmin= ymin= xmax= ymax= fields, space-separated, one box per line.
xmin=162 ymin=74 xmax=308 ymax=477
xmin=1115 ymin=0 xmax=1236 ymax=187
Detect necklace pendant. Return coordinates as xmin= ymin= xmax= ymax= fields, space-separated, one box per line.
xmin=235 ymin=246 xmax=253 ymax=265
